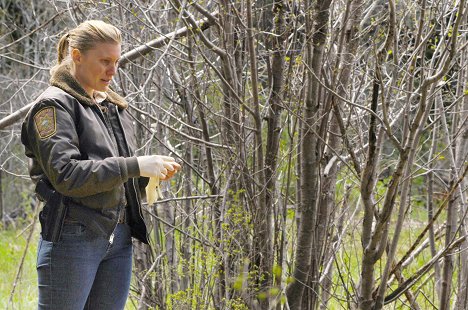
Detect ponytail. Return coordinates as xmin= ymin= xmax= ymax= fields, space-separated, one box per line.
xmin=57 ymin=32 xmax=70 ymax=64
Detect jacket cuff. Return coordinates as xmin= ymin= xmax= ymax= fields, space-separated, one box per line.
xmin=124 ymin=157 xmax=140 ymax=178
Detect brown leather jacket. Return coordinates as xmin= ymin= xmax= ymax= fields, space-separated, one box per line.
xmin=21 ymin=65 xmax=149 ymax=243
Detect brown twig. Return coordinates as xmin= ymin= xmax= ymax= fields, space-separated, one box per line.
xmin=8 ymin=199 xmax=41 ymax=306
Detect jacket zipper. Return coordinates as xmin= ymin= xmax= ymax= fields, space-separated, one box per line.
xmin=115 ymin=106 xmax=151 ymax=245
xmin=93 ymin=104 xmax=121 ymax=244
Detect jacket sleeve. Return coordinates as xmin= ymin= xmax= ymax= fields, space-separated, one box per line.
xmin=22 ymin=98 xmax=140 ymax=198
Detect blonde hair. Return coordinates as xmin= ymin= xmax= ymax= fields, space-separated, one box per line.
xmin=52 ymin=20 xmax=121 ymax=73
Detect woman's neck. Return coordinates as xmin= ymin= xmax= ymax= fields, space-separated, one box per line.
xmin=70 ymin=66 xmax=94 ymax=98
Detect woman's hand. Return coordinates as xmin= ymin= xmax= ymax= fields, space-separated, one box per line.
xmin=137 ymin=155 xmax=181 ymax=179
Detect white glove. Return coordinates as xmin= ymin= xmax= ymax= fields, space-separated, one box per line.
xmin=146 ymin=176 xmax=163 ymax=205
xmin=138 ymin=155 xmax=181 ymax=205
xmin=137 ymin=155 xmax=177 ymax=178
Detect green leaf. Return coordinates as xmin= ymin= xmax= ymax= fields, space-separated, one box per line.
xmin=273 ymin=265 xmax=282 ymax=278
xmin=233 ymin=275 xmax=243 ymax=290
xmin=269 ymin=287 xmax=280 ymax=295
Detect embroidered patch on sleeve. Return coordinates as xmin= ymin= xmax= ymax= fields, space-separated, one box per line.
xmin=33 ymin=107 xmax=57 ymax=139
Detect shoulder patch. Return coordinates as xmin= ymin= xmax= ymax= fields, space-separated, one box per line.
xmin=33 ymin=107 xmax=57 ymax=139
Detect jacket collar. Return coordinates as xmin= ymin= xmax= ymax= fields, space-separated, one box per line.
xmin=49 ymin=64 xmax=128 ymax=109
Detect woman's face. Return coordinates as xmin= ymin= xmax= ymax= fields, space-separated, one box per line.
xmin=71 ymin=42 xmax=121 ymax=97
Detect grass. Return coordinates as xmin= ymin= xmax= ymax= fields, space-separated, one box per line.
xmin=0 ymin=223 xmax=137 ymax=309
xmin=0 ymin=225 xmax=38 ymax=309
xmin=324 ymin=202 xmax=450 ymax=309
xmin=0 ymin=202 xmax=454 ymax=309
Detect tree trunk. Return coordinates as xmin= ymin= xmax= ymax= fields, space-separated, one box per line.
xmin=454 ymin=46 xmax=468 ymax=309
xmin=440 ymin=183 xmax=457 ymax=309
xmin=0 ymin=169 xmax=3 ymax=226
xmin=426 ymin=116 xmax=442 ymax=299
xmin=317 ymin=0 xmax=363 ymax=307
xmin=254 ymin=0 xmax=287 ymax=305
xmin=286 ymin=0 xmax=332 ymax=308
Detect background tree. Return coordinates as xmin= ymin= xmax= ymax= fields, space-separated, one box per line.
xmin=0 ymin=0 xmax=467 ymax=309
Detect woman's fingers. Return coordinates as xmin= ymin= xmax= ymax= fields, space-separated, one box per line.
xmin=163 ymin=162 xmax=175 ymax=171
xmin=160 ymin=156 xmax=182 ymax=170
xmin=172 ymin=162 xmax=182 ymax=171
xmin=160 ymin=155 xmax=176 ymax=162
xmin=138 ymin=155 xmax=181 ymax=178
xmin=162 ymin=161 xmax=181 ymax=172
xmin=160 ymin=168 xmax=177 ymax=181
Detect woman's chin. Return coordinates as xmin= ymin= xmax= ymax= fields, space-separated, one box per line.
xmin=96 ymin=85 xmax=109 ymax=92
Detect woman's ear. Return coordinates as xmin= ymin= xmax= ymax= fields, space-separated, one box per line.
xmin=71 ymin=48 xmax=82 ymax=64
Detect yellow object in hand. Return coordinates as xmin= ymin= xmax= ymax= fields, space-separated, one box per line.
xmin=146 ymin=176 xmax=163 ymax=205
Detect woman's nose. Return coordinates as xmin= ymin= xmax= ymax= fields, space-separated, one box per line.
xmin=107 ymin=64 xmax=117 ymax=76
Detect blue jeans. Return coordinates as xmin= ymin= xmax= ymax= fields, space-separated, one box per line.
xmin=37 ymin=222 xmax=133 ymax=310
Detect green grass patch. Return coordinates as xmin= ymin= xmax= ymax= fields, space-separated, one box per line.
xmin=0 ymin=225 xmax=138 ymax=309
xmin=0 ymin=226 xmax=38 ymax=309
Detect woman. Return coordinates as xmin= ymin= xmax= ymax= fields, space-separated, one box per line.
xmin=21 ymin=20 xmax=180 ymax=309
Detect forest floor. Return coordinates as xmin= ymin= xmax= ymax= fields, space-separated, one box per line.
xmin=0 ymin=226 xmax=38 ymax=309
xmin=0 ymin=207 xmax=441 ymax=309
xmin=0 ymin=225 xmax=140 ymax=309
